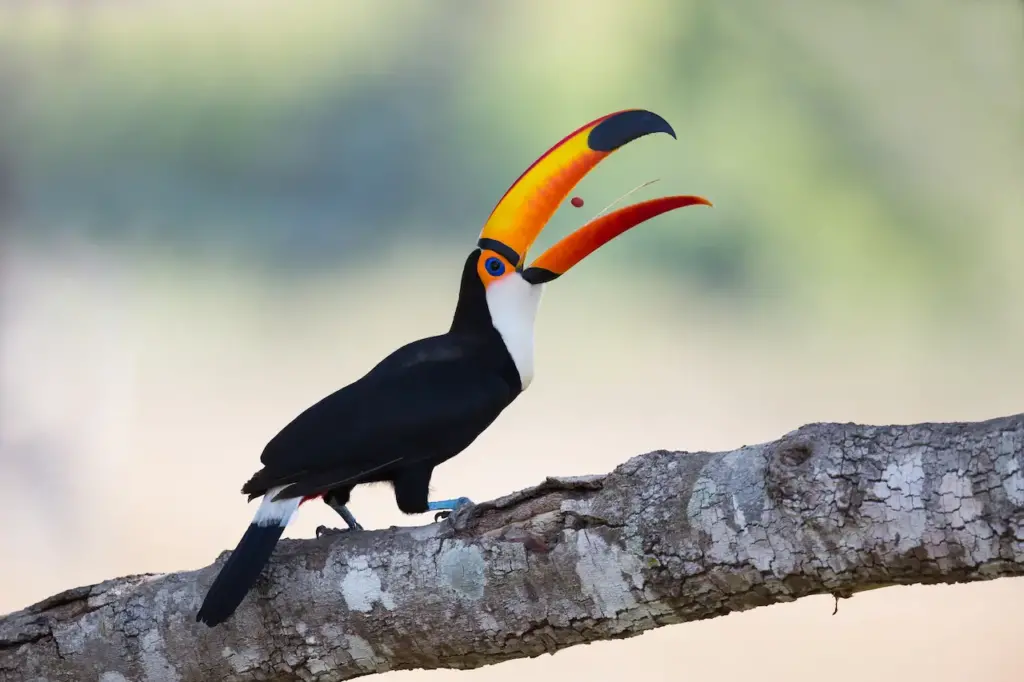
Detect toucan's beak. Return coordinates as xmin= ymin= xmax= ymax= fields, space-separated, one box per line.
xmin=521 ymin=195 xmax=712 ymax=283
xmin=477 ymin=109 xmax=678 ymax=268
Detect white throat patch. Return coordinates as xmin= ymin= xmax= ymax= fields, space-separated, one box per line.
xmin=485 ymin=273 xmax=543 ymax=390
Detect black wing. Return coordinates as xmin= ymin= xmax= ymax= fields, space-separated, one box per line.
xmin=241 ymin=334 xmax=516 ymax=499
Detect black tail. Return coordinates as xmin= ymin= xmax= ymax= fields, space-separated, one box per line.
xmin=196 ymin=523 xmax=286 ymax=627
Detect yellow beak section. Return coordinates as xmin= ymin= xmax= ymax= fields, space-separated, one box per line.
xmin=521 ymin=196 xmax=712 ymax=283
xmin=477 ymin=109 xmax=677 ymax=267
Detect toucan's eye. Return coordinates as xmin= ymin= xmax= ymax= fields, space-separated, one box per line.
xmin=484 ymin=256 xmax=505 ymax=276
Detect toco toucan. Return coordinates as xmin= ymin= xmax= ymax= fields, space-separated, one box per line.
xmin=195 ymin=108 xmax=711 ymax=627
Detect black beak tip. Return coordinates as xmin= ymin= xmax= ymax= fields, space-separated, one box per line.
xmin=587 ymin=109 xmax=676 ymax=152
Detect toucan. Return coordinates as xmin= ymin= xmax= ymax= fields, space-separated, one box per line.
xmin=195 ymin=108 xmax=711 ymax=627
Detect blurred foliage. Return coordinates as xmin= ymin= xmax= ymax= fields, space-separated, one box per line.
xmin=0 ymin=0 xmax=1021 ymax=323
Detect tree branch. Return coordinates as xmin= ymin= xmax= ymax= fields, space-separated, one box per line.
xmin=2 ymin=414 xmax=1023 ymax=682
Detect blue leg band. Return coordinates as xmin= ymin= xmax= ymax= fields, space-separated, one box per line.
xmin=427 ymin=497 xmax=473 ymax=512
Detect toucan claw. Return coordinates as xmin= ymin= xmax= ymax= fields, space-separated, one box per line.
xmin=316 ymin=525 xmax=355 ymax=538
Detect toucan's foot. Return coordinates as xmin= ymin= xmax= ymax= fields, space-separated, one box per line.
xmin=427 ymin=497 xmax=474 ymax=522
xmin=315 ymin=522 xmax=364 ymax=538
xmin=315 ymin=525 xmax=343 ymax=538
xmin=316 ymin=503 xmax=364 ymax=538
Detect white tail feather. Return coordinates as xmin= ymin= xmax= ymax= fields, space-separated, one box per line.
xmin=252 ymin=485 xmax=302 ymax=528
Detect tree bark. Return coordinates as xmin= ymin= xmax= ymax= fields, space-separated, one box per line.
xmin=2 ymin=414 xmax=1023 ymax=682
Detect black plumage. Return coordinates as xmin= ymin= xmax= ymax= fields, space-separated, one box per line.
xmin=196 ymin=250 xmax=523 ymax=627
xmin=194 ymin=523 xmax=287 ymax=627
xmin=242 ymin=250 xmax=522 ymax=510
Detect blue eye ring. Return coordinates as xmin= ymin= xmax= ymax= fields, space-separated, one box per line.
xmin=484 ymin=256 xmax=506 ymax=277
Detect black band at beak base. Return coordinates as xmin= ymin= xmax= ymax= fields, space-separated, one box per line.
xmin=520 ymin=267 xmax=560 ymax=284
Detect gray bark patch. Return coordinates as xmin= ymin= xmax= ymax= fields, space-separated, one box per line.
xmin=1 ymin=414 xmax=1021 ymax=682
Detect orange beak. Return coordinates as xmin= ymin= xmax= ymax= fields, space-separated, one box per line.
xmin=476 ymin=108 xmax=710 ymax=278
xmin=521 ymin=195 xmax=711 ymax=283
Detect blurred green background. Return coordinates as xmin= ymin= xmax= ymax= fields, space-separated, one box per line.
xmin=1 ymin=1 xmax=1022 ymax=681
xmin=4 ymin=0 xmax=1020 ymax=320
